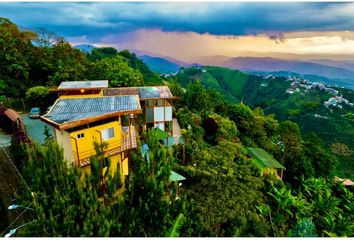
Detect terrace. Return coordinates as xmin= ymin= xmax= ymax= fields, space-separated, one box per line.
xmin=72 ymin=125 xmax=137 ymax=167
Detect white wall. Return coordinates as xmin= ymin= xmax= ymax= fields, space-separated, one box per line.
xmin=54 ymin=128 xmax=74 ymax=165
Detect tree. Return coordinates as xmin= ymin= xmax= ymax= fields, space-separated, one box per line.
xmin=88 ymin=47 xmax=118 ymax=62
xmin=0 ymin=17 xmax=36 ymax=97
xmin=47 ymin=39 xmax=90 ymax=86
xmin=118 ymin=50 xmax=162 ymax=85
xmin=19 ymin=140 xmax=121 ymax=237
xmin=122 ymin=129 xmax=181 ymax=236
xmin=89 ymin=56 xmax=144 ymax=87
xmin=25 ymin=86 xmax=49 ymax=111
xmin=184 ymin=81 xmax=214 ymax=113
xmin=33 ymin=28 xmax=62 ymax=48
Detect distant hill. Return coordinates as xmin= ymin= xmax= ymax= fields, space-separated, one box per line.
xmin=138 ymin=55 xmax=183 ymax=74
xmin=308 ymin=59 xmax=354 ymax=72
xmin=74 ymin=44 xmax=95 ymax=53
xmin=175 ymin=66 xmax=354 ymax=178
xmin=222 ymin=57 xmax=354 ymax=82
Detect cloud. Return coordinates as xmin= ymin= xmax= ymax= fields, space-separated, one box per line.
xmin=1 ymin=2 xmax=354 ymax=39
xmin=95 ymin=29 xmax=354 ymax=63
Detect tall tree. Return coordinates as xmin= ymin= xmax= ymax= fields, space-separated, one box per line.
xmin=89 ymin=55 xmax=143 ymax=87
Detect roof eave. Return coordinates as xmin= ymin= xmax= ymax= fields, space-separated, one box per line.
xmin=58 ymin=109 xmax=143 ymax=130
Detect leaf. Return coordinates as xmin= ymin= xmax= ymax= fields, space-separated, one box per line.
xmin=323 ymin=230 xmax=338 ymax=237
xmin=166 ymin=213 xmax=185 ymax=237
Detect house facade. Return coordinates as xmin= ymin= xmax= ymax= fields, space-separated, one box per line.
xmin=104 ymin=86 xmax=177 ymax=136
xmin=41 ymin=94 xmax=142 ymax=176
xmin=42 ymin=81 xmax=179 ymax=176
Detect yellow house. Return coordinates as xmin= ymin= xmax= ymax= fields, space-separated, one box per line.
xmin=49 ymin=80 xmax=108 ymax=99
xmin=40 ymin=95 xmax=142 ymax=177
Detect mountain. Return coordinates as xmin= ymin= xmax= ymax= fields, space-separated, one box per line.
xmin=308 ymin=59 xmax=354 ymax=72
xmin=74 ymin=44 xmax=95 ymax=53
xmin=175 ymin=66 xmax=354 ymax=178
xmin=138 ymin=55 xmax=183 ymax=74
xmin=222 ymin=57 xmax=354 ymax=81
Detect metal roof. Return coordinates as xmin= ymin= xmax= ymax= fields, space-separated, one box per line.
xmin=58 ymin=80 xmax=108 ymax=90
xmin=4 ymin=109 xmax=21 ymax=122
xmin=104 ymin=86 xmax=175 ymax=99
xmin=247 ymin=147 xmax=285 ymax=170
xmin=41 ymin=96 xmax=141 ymax=129
xmin=170 ymin=170 xmax=186 ymax=182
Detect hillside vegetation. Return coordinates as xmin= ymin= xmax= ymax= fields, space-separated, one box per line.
xmin=173 ymin=66 xmax=354 ymax=178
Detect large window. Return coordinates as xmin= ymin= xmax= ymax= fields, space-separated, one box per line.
xmin=101 ymin=127 xmax=115 ymax=141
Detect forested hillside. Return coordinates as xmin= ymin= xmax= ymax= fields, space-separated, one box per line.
xmin=1 ymin=18 xmax=353 ymax=237
xmin=172 ymin=66 xmax=354 ymax=178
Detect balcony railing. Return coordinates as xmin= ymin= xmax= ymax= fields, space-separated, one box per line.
xmin=72 ymin=126 xmax=137 ymax=167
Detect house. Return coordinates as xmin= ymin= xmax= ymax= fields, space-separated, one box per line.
xmin=104 ymin=86 xmax=178 ymax=136
xmin=40 ymin=95 xmax=142 ymax=177
xmin=247 ymin=147 xmax=285 ymax=179
xmin=50 ymin=80 xmax=108 ymax=99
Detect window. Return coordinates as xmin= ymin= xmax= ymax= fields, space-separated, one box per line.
xmin=77 ymin=133 xmax=85 ymax=139
xmin=101 ymin=127 xmax=115 ymax=141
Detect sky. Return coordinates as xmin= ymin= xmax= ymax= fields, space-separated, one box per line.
xmin=1 ymin=2 xmax=354 ymax=63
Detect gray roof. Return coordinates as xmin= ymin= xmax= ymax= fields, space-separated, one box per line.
xmin=42 ymin=96 xmax=140 ymax=126
xmin=58 ymin=80 xmax=108 ymax=90
xmin=104 ymin=86 xmax=175 ymax=99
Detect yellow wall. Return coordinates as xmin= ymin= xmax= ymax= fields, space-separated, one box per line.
xmin=59 ymin=89 xmax=104 ymax=99
xmin=69 ymin=120 xmax=122 ymax=165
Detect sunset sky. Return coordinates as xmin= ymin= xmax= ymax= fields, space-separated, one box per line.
xmin=1 ymin=2 xmax=354 ymax=63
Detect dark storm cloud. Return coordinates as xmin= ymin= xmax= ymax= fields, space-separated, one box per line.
xmin=0 ymin=2 xmax=353 ymax=40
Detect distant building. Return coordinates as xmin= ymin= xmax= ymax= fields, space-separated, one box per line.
xmin=247 ymin=147 xmax=285 ymax=179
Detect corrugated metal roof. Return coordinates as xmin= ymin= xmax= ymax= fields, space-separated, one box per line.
xmin=104 ymin=86 xmax=174 ymax=99
xmin=247 ymin=147 xmax=285 ymax=170
xmin=4 ymin=109 xmax=21 ymax=122
xmin=58 ymin=80 xmax=108 ymax=89
xmin=42 ymin=95 xmax=140 ymax=125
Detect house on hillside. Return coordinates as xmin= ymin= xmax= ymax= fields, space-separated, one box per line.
xmin=104 ymin=86 xmax=179 ymax=136
xmin=41 ymin=95 xmax=142 ymax=176
xmin=42 ymin=80 xmax=180 ymax=176
xmin=247 ymin=147 xmax=285 ymax=179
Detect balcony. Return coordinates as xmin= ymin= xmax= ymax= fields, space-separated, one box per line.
xmin=73 ymin=126 xmax=137 ymax=167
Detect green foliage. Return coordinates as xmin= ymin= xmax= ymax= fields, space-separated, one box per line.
xmin=185 ymin=81 xmax=215 ymax=113
xmin=166 ymin=213 xmax=185 ymax=237
xmin=118 ymin=50 xmax=162 ymax=85
xmin=288 ymin=218 xmax=317 ymax=237
xmin=25 ymin=86 xmax=49 ymax=111
xmin=124 ymin=129 xmax=178 ymax=236
xmin=88 ymin=47 xmax=118 ymax=61
xmin=89 ymin=55 xmax=143 ymax=87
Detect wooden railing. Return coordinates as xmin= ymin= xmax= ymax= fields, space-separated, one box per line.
xmin=73 ymin=126 xmax=137 ymax=167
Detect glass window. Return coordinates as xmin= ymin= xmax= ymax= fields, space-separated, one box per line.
xmin=157 ymin=99 xmax=164 ymax=107
xmin=147 ymin=100 xmax=155 ymax=107
xmin=146 ymin=107 xmax=154 ymax=122
xmin=101 ymin=127 xmax=115 ymax=141
xmin=154 ymin=107 xmax=164 ymax=122
xmin=77 ymin=133 xmax=84 ymax=139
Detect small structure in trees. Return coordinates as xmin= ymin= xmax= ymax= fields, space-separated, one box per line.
xmin=247 ymin=147 xmax=285 ymax=179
